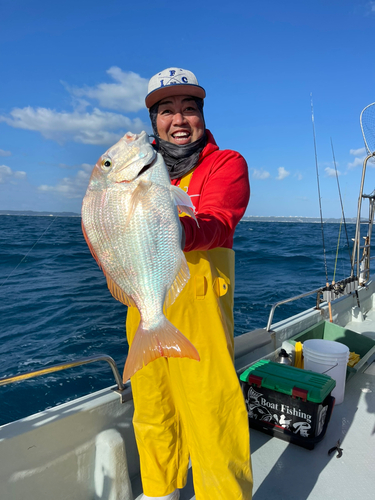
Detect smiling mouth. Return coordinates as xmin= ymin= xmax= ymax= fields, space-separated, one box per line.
xmin=171 ymin=131 xmax=191 ymax=143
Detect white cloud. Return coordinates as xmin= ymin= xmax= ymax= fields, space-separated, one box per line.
xmin=368 ymin=1 xmax=375 ymax=13
xmin=0 ymin=68 xmax=150 ymax=146
xmin=14 ymin=171 xmax=27 ymax=179
xmin=295 ymin=172 xmax=303 ymax=181
xmin=38 ymin=163 xmax=93 ymax=199
xmin=348 ymin=156 xmax=365 ymax=169
xmin=348 ymin=146 xmax=367 ymax=169
xmin=276 ymin=167 xmax=290 ymax=180
xmin=251 ymin=168 xmax=270 ymax=180
xmin=67 ymin=67 xmax=148 ymax=113
xmin=325 ymin=167 xmax=340 ymax=177
xmin=0 ymin=165 xmax=27 ymax=183
xmin=350 ymin=147 xmax=366 ymax=156
xmin=0 ymin=165 xmax=12 ymax=181
xmin=0 ymin=149 xmax=11 ymax=157
xmin=0 ymin=106 xmax=147 ymax=146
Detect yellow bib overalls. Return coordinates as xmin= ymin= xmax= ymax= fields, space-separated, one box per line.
xmin=125 ymin=171 xmax=253 ymax=500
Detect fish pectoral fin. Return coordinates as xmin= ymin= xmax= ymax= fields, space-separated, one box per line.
xmin=124 ymin=180 xmax=153 ymax=231
xmin=164 ymin=253 xmax=190 ymax=309
xmin=122 ymin=318 xmax=200 ymax=382
xmin=106 ymin=275 xmax=136 ymax=307
xmin=170 ymin=185 xmax=199 ymax=227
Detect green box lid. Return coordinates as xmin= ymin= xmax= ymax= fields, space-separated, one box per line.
xmin=240 ymin=360 xmax=336 ymax=403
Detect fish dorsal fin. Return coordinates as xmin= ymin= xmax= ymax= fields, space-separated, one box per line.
xmin=164 ymin=252 xmax=190 ymax=309
xmin=82 ymin=220 xmax=136 ymax=307
xmin=105 ymin=275 xmax=136 ymax=307
xmin=125 ymin=179 xmax=153 ymax=231
xmin=170 ymin=185 xmax=199 ymax=226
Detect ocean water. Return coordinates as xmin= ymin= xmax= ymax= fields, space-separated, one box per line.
xmin=0 ymin=216 xmax=356 ymax=425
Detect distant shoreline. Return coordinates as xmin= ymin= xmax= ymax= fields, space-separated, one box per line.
xmin=0 ymin=210 xmax=80 ymax=217
xmin=0 ymin=210 xmax=356 ymax=223
xmin=242 ymin=216 xmax=357 ymax=224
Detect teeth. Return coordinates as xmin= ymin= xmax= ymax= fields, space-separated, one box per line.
xmin=173 ymin=132 xmax=189 ymax=137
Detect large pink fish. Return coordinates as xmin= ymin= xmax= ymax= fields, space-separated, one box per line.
xmin=82 ymin=131 xmax=200 ymax=382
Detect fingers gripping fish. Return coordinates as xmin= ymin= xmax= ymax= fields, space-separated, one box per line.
xmin=81 ymin=131 xmax=200 ymax=382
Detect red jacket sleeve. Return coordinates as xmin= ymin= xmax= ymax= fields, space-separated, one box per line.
xmin=181 ymin=150 xmax=250 ymax=252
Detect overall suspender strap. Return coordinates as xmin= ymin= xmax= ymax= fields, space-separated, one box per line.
xmin=178 ymin=169 xmax=196 ymax=192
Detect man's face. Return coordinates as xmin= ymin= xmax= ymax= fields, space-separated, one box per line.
xmin=156 ymin=95 xmax=204 ymax=145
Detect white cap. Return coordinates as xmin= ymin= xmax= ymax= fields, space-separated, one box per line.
xmin=145 ymin=67 xmax=206 ymax=109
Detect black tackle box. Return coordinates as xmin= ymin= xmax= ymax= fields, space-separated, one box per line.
xmin=240 ymin=360 xmax=336 ymax=450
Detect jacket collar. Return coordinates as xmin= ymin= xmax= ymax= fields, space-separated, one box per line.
xmin=199 ymin=129 xmax=218 ymax=161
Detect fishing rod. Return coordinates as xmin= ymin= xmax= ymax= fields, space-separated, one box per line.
xmin=310 ymin=94 xmax=333 ymax=321
xmin=330 ymin=138 xmax=352 ymax=272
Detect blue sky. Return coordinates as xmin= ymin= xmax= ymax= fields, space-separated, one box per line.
xmin=1 ymin=0 xmax=375 ymax=218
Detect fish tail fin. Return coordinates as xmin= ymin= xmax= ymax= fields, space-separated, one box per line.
xmin=123 ymin=318 xmax=200 ymax=382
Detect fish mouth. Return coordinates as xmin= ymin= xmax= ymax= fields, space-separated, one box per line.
xmin=136 ymin=157 xmax=157 ymax=178
xmin=115 ymin=157 xmax=157 ymax=183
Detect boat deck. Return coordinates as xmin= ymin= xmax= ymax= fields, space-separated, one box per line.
xmin=345 ymin=308 xmax=375 ymax=340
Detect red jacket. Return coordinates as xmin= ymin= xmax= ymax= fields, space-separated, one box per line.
xmin=172 ymin=130 xmax=250 ymax=252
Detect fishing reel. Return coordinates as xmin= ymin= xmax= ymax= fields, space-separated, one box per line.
xmin=322 ymin=276 xmax=358 ymax=303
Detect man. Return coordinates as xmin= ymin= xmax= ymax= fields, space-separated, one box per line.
xmin=125 ymin=68 xmax=252 ymax=500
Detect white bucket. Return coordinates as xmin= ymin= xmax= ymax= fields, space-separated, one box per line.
xmin=303 ymin=339 xmax=349 ymax=405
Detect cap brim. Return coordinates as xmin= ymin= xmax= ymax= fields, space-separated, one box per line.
xmin=145 ymin=84 xmax=206 ymax=109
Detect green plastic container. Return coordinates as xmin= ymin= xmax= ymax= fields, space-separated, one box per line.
xmin=240 ymin=359 xmax=336 ymax=403
xmin=240 ymin=360 xmax=336 ymax=449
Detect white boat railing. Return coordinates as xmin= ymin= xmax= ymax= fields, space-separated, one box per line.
xmin=266 ymin=287 xmax=324 ymax=332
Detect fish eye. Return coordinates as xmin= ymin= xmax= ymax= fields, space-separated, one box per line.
xmin=101 ymin=157 xmax=112 ymax=170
